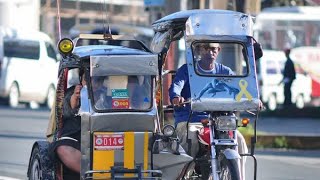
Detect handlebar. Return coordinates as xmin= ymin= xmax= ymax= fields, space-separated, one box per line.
xmin=163 ymin=100 xmax=191 ymax=109
xmin=162 ymin=100 xmax=190 ymax=113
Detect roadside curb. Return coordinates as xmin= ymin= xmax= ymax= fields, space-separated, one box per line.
xmin=245 ymin=135 xmax=320 ymax=150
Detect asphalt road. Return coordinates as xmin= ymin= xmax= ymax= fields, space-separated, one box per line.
xmin=0 ymin=105 xmax=320 ymax=180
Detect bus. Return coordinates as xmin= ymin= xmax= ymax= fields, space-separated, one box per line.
xmin=254 ymin=6 xmax=320 ymax=105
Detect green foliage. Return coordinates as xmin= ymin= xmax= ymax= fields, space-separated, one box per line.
xmin=238 ymin=124 xmax=255 ymax=136
xmin=273 ymin=136 xmax=288 ymax=148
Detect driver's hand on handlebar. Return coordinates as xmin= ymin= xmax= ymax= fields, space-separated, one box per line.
xmin=172 ymin=96 xmax=185 ymax=107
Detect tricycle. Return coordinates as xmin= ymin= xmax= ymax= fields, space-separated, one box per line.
xmin=27 ymin=9 xmax=262 ymax=180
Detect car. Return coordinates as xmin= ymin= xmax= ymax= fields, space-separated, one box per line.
xmin=257 ymin=50 xmax=312 ymax=110
xmin=0 ymin=27 xmax=58 ymax=109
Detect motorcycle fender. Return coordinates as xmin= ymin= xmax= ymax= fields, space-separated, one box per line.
xmin=223 ymin=148 xmax=241 ymax=160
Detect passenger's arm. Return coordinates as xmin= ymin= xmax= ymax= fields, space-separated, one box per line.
xmin=70 ymin=85 xmax=82 ymax=109
xmin=63 ymin=85 xmax=81 ymax=118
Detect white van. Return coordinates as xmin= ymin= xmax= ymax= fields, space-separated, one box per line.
xmin=0 ymin=27 xmax=58 ymax=109
xmin=257 ymin=50 xmax=311 ymax=111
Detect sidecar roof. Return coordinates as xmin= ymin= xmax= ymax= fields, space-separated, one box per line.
xmin=73 ymin=45 xmax=152 ymax=59
xmin=153 ymin=9 xmax=254 ymax=36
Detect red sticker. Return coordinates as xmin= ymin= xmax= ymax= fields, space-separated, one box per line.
xmin=112 ymin=98 xmax=130 ymax=109
xmin=94 ymin=134 xmax=124 ymax=150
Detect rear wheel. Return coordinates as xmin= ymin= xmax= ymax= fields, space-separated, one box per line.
xmin=267 ymin=94 xmax=277 ymax=111
xmin=218 ymin=155 xmax=240 ymax=180
xmin=9 ymin=83 xmax=19 ymax=108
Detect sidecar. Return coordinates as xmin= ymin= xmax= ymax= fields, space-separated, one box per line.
xmin=27 ymin=33 xmax=192 ymax=180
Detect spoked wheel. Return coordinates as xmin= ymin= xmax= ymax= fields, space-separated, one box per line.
xmin=218 ymin=155 xmax=240 ymax=180
xmin=28 ymin=147 xmax=42 ymax=180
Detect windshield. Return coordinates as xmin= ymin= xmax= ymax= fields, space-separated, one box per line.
xmin=192 ymin=42 xmax=248 ymax=77
xmin=90 ymin=75 xmax=152 ymax=111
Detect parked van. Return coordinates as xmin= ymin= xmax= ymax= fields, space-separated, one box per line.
xmin=0 ymin=27 xmax=58 ymax=109
xmin=257 ymin=50 xmax=311 ymax=111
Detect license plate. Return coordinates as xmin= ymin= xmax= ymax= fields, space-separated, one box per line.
xmin=94 ymin=134 xmax=124 ymax=150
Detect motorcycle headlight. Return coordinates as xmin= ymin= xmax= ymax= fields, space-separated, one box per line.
xmin=216 ymin=115 xmax=237 ymax=131
xmin=162 ymin=124 xmax=175 ymax=137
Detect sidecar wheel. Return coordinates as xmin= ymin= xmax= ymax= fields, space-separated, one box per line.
xmin=28 ymin=144 xmax=54 ymax=180
xmin=219 ymin=155 xmax=240 ymax=180
xmin=28 ymin=147 xmax=42 ymax=180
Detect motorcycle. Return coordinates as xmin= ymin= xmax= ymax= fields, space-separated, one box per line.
xmin=186 ymin=111 xmax=252 ymax=180
xmin=152 ymin=9 xmax=262 ymax=180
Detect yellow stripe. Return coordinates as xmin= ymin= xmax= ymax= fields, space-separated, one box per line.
xmin=93 ymin=133 xmax=115 ymax=179
xmin=143 ymin=132 xmax=149 ymax=177
xmin=124 ymin=132 xmax=134 ymax=177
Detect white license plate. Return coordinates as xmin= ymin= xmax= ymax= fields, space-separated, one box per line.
xmin=94 ymin=134 xmax=124 ymax=150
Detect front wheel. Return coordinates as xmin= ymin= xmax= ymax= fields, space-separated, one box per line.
xmin=218 ymin=155 xmax=240 ymax=180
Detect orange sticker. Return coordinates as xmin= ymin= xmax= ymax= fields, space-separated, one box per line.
xmin=112 ymin=98 xmax=130 ymax=109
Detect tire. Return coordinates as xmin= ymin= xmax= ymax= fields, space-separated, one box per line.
xmin=28 ymin=147 xmax=42 ymax=180
xmin=28 ymin=143 xmax=55 ymax=180
xmin=267 ymin=94 xmax=277 ymax=111
xmin=295 ymin=94 xmax=304 ymax=109
xmin=218 ymin=155 xmax=240 ymax=180
xmin=9 ymin=82 xmax=19 ymax=108
xmin=46 ymin=85 xmax=55 ymax=109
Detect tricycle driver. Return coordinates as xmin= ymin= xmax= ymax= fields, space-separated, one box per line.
xmin=169 ymin=42 xmax=248 ymax=179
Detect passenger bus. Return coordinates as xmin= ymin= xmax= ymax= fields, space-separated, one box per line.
xmin=254 ymin=6 xmax=320 ymax=105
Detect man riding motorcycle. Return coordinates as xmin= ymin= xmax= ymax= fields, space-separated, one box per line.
xmin=169 ymin=42 xmax=248 ymax=179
